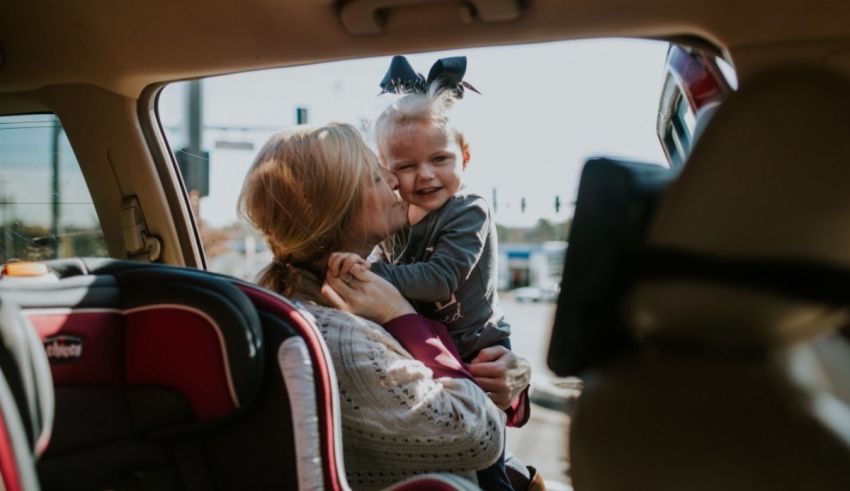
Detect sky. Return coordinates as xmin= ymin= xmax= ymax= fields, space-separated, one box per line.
xmin=159 ymin=38 xmax=670 ymax=228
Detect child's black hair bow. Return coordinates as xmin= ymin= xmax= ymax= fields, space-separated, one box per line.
xmin=379 ymin=55 xmax=480 ymax=97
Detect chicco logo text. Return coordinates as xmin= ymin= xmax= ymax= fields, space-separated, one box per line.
xmin=44 ymin=335 xmax=83 ymax=363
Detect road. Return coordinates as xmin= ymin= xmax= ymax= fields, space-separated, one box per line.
xmin=499 ymin=296 xmax=576 ymax=490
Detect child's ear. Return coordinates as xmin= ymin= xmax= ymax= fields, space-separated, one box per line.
xmin=462 ymin=149 xmax=471 ymax=170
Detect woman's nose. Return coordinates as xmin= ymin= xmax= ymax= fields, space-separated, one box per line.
xmin=381 ymin=169 xmax=398 ymax=191
xmin=385 ymin=170 xmax=399 ymax=189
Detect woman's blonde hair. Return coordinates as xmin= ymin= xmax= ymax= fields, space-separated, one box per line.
xmin=374 ymin=90 xmax=470 ymax=169
xmin=239 ymin=122 xmax=377 ymax=296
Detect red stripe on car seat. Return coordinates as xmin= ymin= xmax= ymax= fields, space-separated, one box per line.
xmin=0 ymin=410 xmax=21 ymax=491
xmin=27 ymin=311 xmax=124 ymax=385
xmin=237 ymin=286 xmax=344 ymax=491
xmin=126 ymin=306 xmax=236 ymax=422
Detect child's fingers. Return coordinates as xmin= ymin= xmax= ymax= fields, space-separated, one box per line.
xmin=327 ymin=253 xmax=344 ymax=277
xmin=339 ymin=256 xmax=359 ymax=278
xmin=350 ymin=264 xmax=372 ymax=282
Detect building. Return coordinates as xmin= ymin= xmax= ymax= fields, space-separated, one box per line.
xmin=499 ymin=241 xmax=567 ymax=290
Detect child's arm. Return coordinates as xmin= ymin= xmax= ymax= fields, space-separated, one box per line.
xmin=371 ymin=196 xmax=490 ymax=303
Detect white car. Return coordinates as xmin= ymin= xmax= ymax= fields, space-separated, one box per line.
xmin=514 ymin=286 xmax=559 ymax=303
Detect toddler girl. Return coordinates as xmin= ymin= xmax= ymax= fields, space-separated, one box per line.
xmin=329 ymin=56 xmax=524 ymax=491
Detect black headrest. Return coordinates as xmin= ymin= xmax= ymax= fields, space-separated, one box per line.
xmin=547 ymin=157 xmax=675 ymax=376
xmin=1 ymin=260 xmax=265 ymax=427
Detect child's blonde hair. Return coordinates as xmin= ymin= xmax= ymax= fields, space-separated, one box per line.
xmin=374 ymin=90 xmax=470 ymax=169
xmin=238 ymin=122 xmax=379 ymax=296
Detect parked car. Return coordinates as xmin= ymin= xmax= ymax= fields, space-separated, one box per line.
xmin=514 ymin=286 xmax=559 ymax=303
xmin=1 ymin=1 xmax=850 ymax=490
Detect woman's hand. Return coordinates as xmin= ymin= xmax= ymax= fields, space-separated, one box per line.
xmin=466 ymin=346 xmax=531 ymax=410
xmin=322 ymin=263 xmax=415 ymax=324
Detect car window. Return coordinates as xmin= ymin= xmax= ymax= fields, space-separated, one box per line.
xmin=159 ymin=40 xmax=668 ymax=278
xmin=657 ymin=45 xmax=735 ymax=167
xmin=157 ymin=39 xmax=669 ymax=487
xmin=0 ymin=114 xmax=107 ymax=262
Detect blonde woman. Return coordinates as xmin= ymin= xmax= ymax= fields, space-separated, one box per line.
xmin=239 ymin=123 xmax=531 ymax=490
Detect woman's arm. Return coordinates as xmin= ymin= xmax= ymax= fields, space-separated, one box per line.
xmin=383 ymin=314 xmax=472 ymax=380
xmin=324 ymin=267 xmax=532 ymax=424
xmin=311 ymin=306 xmax=506 ymax=475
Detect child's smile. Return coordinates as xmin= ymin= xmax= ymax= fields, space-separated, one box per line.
xmin=386 ymin=121 xmax=466 ymax=213
xmin=415 ymin=185 xmax=444 ymax=196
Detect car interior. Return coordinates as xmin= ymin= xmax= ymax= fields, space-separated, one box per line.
xmin=2 ymin=0 xmax=850 ymax=490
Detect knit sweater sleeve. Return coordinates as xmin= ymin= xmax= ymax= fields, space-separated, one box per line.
xmin=309 ymin=306 xmax=505 ymax=484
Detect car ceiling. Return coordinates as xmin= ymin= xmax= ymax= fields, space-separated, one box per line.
xmin=2 ymin=0 xmax=850 ymax=98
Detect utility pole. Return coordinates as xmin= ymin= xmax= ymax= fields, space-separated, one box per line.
xmin=50 ymin=119 xmax=61 ymax=258
xmin=179 ymin=80 xmax=209 ymax=224
xmin=492 ymin=187 xmax=498 ymax=214
xmin=1 ymin=179 xmax=12 ymax=261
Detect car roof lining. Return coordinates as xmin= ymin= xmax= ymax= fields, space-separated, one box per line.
xmin=2 ymin=0 xmax=850 ymax=99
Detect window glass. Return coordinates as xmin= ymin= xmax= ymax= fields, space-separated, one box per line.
xmin=678 ymin=93 xmax=697 ymax=139
xmin=0 ymin=114 xmax=107 ymax=262
xmin=715 ymin=56 xmax=739 ymax=90
xmin=158 ymin=39 xmax=669 ymax=487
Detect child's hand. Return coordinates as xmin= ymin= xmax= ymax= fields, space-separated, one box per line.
xmin=327 ymin=252 xmax=371 ymax=280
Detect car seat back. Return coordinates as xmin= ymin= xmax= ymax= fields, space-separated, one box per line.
xmin=0 ymin=258 xmax=347 ymax=490
xmin=557 ymin=67 xmax=850 ymax=490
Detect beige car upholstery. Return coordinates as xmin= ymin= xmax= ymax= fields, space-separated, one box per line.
xmin=571 ymin=67 xmax=850 ymax=490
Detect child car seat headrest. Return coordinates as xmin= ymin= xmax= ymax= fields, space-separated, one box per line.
xmin=2 ymin=263 xmax=265 ymax=430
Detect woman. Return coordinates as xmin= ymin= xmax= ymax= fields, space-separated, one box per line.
xmin=239 ymin=123 xmax=531 ymax=490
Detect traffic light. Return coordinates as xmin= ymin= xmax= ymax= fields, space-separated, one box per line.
xmin=520 ymin=197 xmax=526 ymax=213
xmin=555 ymin=195 xmax=561 ymax=213
xmin=296 ymin=107 xmax=308 ymax=124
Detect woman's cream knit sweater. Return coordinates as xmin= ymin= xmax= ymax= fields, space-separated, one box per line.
xmin=305 ymin=304 xmax=505 ymax=490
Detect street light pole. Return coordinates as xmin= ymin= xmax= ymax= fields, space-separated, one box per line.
xmin=50 ymin=119 xmax=61 ymax=258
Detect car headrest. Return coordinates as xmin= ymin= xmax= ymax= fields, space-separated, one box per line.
xmin=629 ymin=67 xmax=850 ymax=349
xmin=2 ymin=262 xmax=264 ymax=428
xmin=548 ymin=157 xmax=675 ymax=376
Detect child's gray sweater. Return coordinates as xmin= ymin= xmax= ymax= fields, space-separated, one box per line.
xmin=371 ymin=193 xmax=511 ymax=360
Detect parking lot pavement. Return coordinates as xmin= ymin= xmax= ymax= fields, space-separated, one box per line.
xmin=500 ymin=297 xmax=579 ymax=490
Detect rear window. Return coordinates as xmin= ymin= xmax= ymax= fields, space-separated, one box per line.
xmin=0 ymin=114 xmax=107 ymax=262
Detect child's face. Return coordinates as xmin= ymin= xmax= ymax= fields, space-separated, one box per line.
xmin=385 ymin=122 xmax=465 ymax=212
